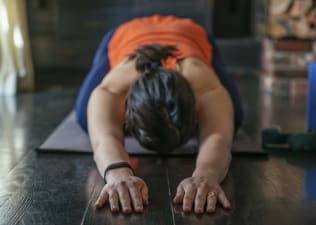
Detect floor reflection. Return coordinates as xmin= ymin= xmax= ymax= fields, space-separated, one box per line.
xmin=235 ymin=75 xmax=307 ymax=143
xmin=259 ymin=93 xmax=306 ymax=133
xmin=0 ymin=96 xmax=32 ymax=176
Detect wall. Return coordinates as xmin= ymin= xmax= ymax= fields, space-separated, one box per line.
xmin=27 ymin=0 xmax=213 ymax=71
xmin=26 ymin=0 xmax=261 ymax=78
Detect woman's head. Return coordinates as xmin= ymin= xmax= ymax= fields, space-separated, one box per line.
xmin=125 ymin=44 xmax=197 ymax=153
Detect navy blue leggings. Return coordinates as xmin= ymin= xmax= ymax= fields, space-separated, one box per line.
xmin=75 ymin=28 xmax=244 ymax=133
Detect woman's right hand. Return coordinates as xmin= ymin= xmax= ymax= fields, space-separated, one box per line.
xmin=95 ymin=167 xmax=149 ymax=214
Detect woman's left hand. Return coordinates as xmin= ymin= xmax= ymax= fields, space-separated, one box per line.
xmin=173 ymin=175 xmax=231 ymax=214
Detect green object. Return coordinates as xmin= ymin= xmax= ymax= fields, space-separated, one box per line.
xmin=262 ymin=128 xmax=316 ymax=151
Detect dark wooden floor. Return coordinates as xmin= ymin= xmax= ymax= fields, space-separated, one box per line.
xmin=0 ymin=75 xmax=315 ymax=225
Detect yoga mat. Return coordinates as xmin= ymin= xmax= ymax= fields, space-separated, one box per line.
xmin=37 ymin=111 xmax=266 ymax=155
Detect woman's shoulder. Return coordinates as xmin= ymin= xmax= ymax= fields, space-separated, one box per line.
xmin=178 ymin=57 xmax=222 ymax=96
xmin=100 ymin=58 xmax=141 ymax=95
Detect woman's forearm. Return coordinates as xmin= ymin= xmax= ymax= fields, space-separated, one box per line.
xmin=88 ymin=85 xmax=148 ymax=213
xmin=93 ymin=135 xmax=132 ymax=178
xmin=193 ymin=133 xmax=232 ymax=183
xmin=194 ymin=88 xmax=234 ymax=183
xmin=88 ymin=87 xmax=131 ymax=177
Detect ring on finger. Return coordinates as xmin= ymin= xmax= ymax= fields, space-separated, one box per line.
xmin=186 ymin=194 xmax=194 ymax=199
xmin=207 ymin=191 xmax=217 ymax=199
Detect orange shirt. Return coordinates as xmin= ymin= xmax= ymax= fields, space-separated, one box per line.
xmin=108 ymin=15 xmax=212 ymax=70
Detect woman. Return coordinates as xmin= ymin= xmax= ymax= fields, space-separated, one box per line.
xmin=76 ymin=15 xmax=243 ymax=214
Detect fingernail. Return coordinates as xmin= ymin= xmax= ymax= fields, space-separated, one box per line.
xmin=123 ymin=208 xmax=132 ymax=214
xmin=173 ymin=197 xmax=180 ymax=203
xmin=183 ymin=207 xmax=191 ymax=213
xmin=95 ymin=201 xmax=101 ymax=207
xmin=135 ymin=206 xmax=143 ymax=212
xmin=195 ymin=208 xmax=203 ymax=214
xmin=207 ymin=207 xmax=215 ymax=213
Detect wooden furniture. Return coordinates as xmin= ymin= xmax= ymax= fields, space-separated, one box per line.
xmin=260 ymin=0 xmax=316 ymax=39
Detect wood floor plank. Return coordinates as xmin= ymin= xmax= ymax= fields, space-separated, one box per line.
xmin=167 ymin=154 xmax=316 ymax=225
xmin=0 ymin=151 xmax=95 ymax=225
xmin=81 ymin=157 xmax=174 ymax=225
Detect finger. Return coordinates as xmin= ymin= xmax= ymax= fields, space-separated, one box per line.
xmin=218 ymin=191 xmax=231 ymax=209
xmin=183 ymin=186 xmax=196 ymax=212
xmin=141 ymin=183 xmax=149 ymax=205
xmin=95 ymin=188 xmax=109 ymax=209
xmin=129 ymin=185 xmax=144 ymax=213
xmin=109 ymin=191 xmax=119 ymax=212
xmin=117 ymin=184 xmax=132 ymax=214
xmin=194 ymin=187 xmax=208 ymax=214
xmin=206 ymin=192 xmax=218 ymax=213
xmin=173 ymin=185 xmax=185 ymax=204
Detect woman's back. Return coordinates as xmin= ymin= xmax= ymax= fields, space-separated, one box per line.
xmin=108 ymin=15 xmax=212 ymax=70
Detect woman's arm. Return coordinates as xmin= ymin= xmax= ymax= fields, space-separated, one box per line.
xmin=193 ymin=87 xmax=233 ymax=184
xmin=88 ymin=86 xmax=130 ymax=176
xmin=87 ymin=60 xmax=148 ymax=213
xmin=174 ymin=58 xmax=234 ymax=214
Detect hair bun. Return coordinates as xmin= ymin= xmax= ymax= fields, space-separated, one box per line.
xmin=150 ymin=61 xmax=161 ymax=70
xmin=129 ymin=44 xmax=177 ymax=73
xmin=143 ymin=61 xmax=161 ymax=74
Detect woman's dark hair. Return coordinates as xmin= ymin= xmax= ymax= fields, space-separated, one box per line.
xmin=125 ymin=43 xmax=197 ymax=153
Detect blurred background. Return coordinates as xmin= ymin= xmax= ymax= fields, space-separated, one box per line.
xmin=0 ymin=0 xmax=315 ymax=96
